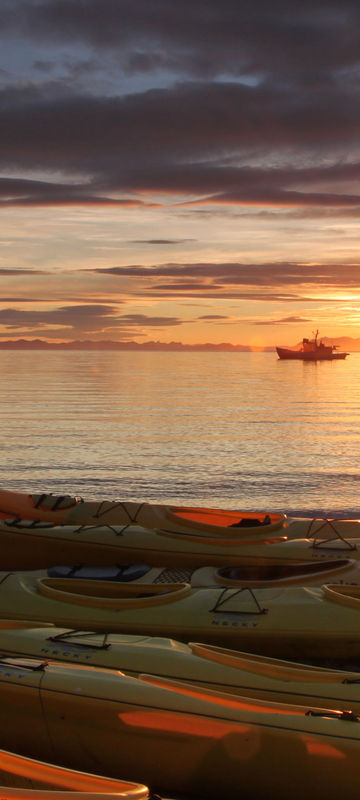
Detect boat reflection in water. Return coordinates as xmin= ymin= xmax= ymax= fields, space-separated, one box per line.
xmin=276 ymin=330 xmax=349 ymax=361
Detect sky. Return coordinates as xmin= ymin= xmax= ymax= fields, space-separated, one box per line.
xmin=1 ymin=0 xmax=360 ymax=346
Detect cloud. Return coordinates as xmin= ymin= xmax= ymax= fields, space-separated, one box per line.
xmin=1 ymin=81 xmax=360 ymax=210
xmin=0 ymin=177 xmax=152 ymax=208
xmin=118 ymin=314 xmax=182 ymax=327
xmin=254 ymin=315 xmax=312 ymax=325
xmin=89 ymin=260 xmax=360 ymax=287
xmin=198 ymin=315 xmax=230 ymax=320
xmin=179 ymin=188 xmax=360 ymax=209
xmin=86 ymin=260 xmax=360 ymax=302
xmin=2 ymin=80 xmax=358 ymax=163
xmin=4 ymin=0 xmax=360 ymax=87
xmin=152 ymin=282 xmax=224 ymax=291
xmin=33 ymin=59 xmax=55 ymax=73
xmin=0 ymin=3 xmax=360 ymax=221
xmin=129 ymin=239 xmax=197 ymax=245
xmin=0 ymin=297 xmax=45 ymax=302
xmin=0 ymin=2 xmax=359 ymax=347
xmin=0 ymin=304 xmax=183 ymax=339
xmin=0 ymin=268 xmax=47 ymax=275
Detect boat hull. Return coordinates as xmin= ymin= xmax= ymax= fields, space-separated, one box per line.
xmin=276 ymin=346 xmax=348 ymax=360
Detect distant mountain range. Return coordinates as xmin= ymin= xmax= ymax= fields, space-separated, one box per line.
xmin=0 ymin=338 xmax=272 ymax=351
xmin=0 ymin=337 xmax=359 ymax=351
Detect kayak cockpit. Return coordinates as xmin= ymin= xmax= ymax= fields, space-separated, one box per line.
xmin=166 ymin=506 xmax=285 ymax=533
xmin=36 ymin=578 xmax=192 ymax=608
xmin=216 ymin=559 xmax=354 ymax=584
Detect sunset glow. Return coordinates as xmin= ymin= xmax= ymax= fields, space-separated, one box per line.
xmin=1 ymin=2 xmax=360 ymax=347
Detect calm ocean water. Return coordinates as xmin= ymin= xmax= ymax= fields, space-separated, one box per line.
xmin=1 ymin=349 xmax=360 ymax=518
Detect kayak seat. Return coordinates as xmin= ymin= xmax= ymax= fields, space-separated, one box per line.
xmin=229 ymin=515 xmax=271 ymax=528
xmin=47 ymin=564 xmax=152 ymax=581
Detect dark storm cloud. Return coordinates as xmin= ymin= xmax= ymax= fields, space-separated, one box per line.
xmin=0 ymin=177 xmax=152 ymax=208
xmin=33 ymin=60 xmax=55 ymax=73
xmin=4 ymin=0 xmax=360 ymax=85
xmin=1 ymin=81 xmax=360 ymax=167
xmin=181 ymin=189 xmax=360 ymax=208
xmin=1 ymin=4 xmax=360 ymax=212
xmin=0 ymin=80 xmax=360 ymax=208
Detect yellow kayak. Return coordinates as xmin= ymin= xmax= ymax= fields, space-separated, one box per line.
xmin=0 ymin=574 xmax=360 ymax=658
xmin=0 ymin=516 xmax=359 ymax=569
xmin=0 ymin=654 xmax=360 ymax=799
xmin=30 ymin=556 xmax=360 ymax=588
xmin=3 ymin=487 xmax=360 ymax=540
xmin=0 ymin=748 xmax=151 ymax=799
xmin=0 ymin=620 xmax=360 ymax=711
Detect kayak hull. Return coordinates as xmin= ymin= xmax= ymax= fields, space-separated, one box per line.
xmin=0 ymin=621 xmax=359 ymax=712
xmin=1 ymin=516 xmax=360 ymax=570
xmin=0 ymin=574 xmax=359 ymax=659
xmin=1 ymin=491 xmax=360 ymax=570
xmin=28 ymin=556 xmax=360 ymax=589
xmin=0 ymin=656 xmax=359 ymax=800
xmin=0 ymin=748 xmax=149 ymax=799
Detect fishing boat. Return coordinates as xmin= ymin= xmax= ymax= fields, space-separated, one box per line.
xmin=0 ymin=747 xmax=151 ymax=799
xmin=276 ymin=330 xmax=349 ymax=360
xmin=0 ymin=620 xmax=360 ymax=712
xmin=0 ymin=654 xmax=359 ymax=800
xmin=0 ymin=573 xmax=360 ymax=658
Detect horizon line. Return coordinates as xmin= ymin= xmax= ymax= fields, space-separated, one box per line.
xmin=0 ymin=336 xmax=358 ymax=351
